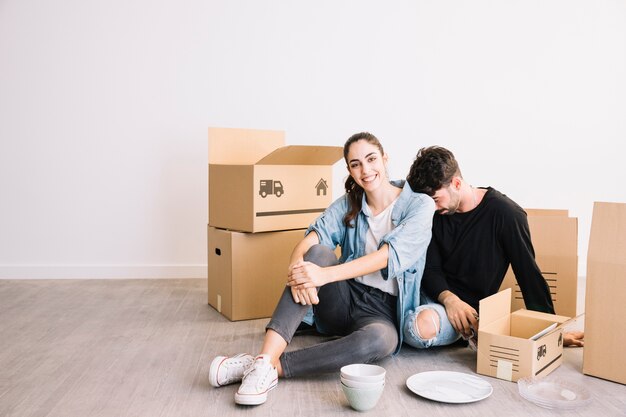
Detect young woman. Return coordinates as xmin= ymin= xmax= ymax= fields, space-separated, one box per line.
xmin=209 ymin=132 xmax=435 ymax=406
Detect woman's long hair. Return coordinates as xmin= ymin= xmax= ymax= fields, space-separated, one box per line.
xmin=343 ymin=132 xmax=385 ymax=227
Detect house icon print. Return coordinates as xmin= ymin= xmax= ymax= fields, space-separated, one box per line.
xmin=315 ymin=178 xmax=328 ymax=196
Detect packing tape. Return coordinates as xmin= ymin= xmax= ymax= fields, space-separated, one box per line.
xmin=497 ymin=359 xmax=513 ymax=381
xmin=217 ymin=294 xmax=222 ymax=312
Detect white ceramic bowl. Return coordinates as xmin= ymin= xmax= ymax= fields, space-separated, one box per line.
xmin=340 ymin=376 xmax=385 ymax=390
xmin=340 ymin=364 xmax=386 ymax=383
xmin=341 ymin=382 xmax=385 ymax=411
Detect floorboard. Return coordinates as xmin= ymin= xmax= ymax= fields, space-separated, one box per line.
xmin=0 ymin=279 xmax=623 ymax=417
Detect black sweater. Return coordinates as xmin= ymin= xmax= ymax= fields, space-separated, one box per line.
xmin=421 ymin=187 xmax=555 ymax=314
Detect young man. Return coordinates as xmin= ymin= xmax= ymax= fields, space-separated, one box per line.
xmin=403 ymin=146 xmax=583 ymax=349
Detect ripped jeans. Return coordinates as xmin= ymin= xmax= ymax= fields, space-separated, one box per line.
xmin=402 ymin=295 xmax=461 ymax=349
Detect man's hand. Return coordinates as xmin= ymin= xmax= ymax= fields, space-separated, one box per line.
xmin=563 ymin=331 xmax=584 ymax=347
xmin=439 ymin=290 xmax=479 ymax=337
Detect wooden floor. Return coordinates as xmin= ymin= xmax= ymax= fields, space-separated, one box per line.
xmin=0 ymin=279 xmax=624 ymax=417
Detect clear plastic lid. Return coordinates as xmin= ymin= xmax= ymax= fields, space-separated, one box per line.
xmin=517 ymin=376 xmax=592 ymax=410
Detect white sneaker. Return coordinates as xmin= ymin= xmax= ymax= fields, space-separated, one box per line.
xmin=209 ymin=353 xmax=254 ymax=387
xmin=234 ymin=354 xmax=278 ymax=405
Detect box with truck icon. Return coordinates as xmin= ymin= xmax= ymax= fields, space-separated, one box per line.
xmin=208 ymin=127 xmax=343 ymax=233
xmin=477 ymin=288 xmax=571 ymax=382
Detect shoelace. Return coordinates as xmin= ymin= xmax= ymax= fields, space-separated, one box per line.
xmin=242 ymin=358 xmax=271 ymax=385
xmin=224 ymin=356 xmax=252 ymax=380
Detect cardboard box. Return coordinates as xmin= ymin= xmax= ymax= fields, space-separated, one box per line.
xmin=499 ymin=208 xmax=578 ymax=317
xmin=207 ymin=226 xmax=306 ymax=321
xmin=477 ymin=288 xmax=570 ymax=382
xmin=583 ymin=202 xmax=626 ymax=385
xmin=208 ymin=127 xmax=343 ymax=233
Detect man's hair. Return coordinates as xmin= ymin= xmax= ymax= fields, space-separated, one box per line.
xmin=406 ymin=146 xmax=461 ymax=196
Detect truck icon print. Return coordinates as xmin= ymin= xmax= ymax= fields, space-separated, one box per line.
xmin=537 ymin=344 xmax=547 ymax=360
xmin=259 ymin=179 xmax=284 ymax=198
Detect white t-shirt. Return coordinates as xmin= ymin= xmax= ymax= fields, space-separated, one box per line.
xmin=355 ymin=198 xmax=399 ymax=296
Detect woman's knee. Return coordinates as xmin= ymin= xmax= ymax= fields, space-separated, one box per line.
xmin=353 ymin=322 xmax=398 ymax=358
xmin=303 ymin=244 xmax=338 ymax=267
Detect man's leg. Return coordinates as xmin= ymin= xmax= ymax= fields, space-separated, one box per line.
xmin=403 ymin=302 xmax=461 ymax=349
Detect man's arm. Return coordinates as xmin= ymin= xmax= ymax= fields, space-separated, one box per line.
xmin=502 ymin=209 xmax=555 ymax=314
xmin=420 ymin=235 xmax=478 ymax=337
xmin=438 ymin=290 xmax=478 ymax=337
xmin=501 ymin=208 xmax=586 ymax=346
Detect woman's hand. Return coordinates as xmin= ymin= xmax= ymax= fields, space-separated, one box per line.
xmin=290 ymin=287 xmax=319 ymax=305
xmin=287 ymin=261 xmax=325 ymax=306
xmin=288 ymin=261 xmax=328 ymax=289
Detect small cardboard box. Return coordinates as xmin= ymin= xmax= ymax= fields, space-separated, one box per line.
xmin=499 ymin=208 xmax=578 ymax=317
xmin=477 ymin=288 xmax=570 ymax=382
xmin=583 ymin=201 xmax=626 ymax=385
xmin=207 ymin=226 xmax=305 ymax=321
xmin=208 ymin=127 xmax=343 ymax=233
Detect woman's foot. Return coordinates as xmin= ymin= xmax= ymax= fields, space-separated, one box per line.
xmin=234 ymin=354 xmax=278 ymax=405
xmin=209 ymin=353 xmax=254 ymax=387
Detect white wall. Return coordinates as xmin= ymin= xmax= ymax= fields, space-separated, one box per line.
xmin=1 ymin=0 xmax=624 ymax=278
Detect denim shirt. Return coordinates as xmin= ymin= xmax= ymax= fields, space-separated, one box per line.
xmin=304 ymin=180 xmax=435 ymax=354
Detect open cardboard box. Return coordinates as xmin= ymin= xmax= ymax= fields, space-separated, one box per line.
xmin=207 ymin=226 xmax=306 ymax=321
xmin=477 ymin=288 xmax=571 ymax=382
xmin=499 ymin=208 xmax=578 ymax=317
xmin=208 ymin=127 xmax=343 ymax=233
xmin=583 ymin=201 xmax=626 ymax=385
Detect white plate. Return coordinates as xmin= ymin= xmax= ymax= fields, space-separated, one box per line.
xmin=406 ymin=371 xmax=493 ymax=404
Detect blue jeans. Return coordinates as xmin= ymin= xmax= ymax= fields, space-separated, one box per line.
xmin=266 ymin=245 xmax=398 ymax=378
xmin=402 ymin=295 xmax=461 ymax=349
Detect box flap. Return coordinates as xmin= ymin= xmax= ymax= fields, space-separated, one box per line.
xmin=512 ymin=310 xmax=577 ymax=341
xmin=512 ymin=309 xmax=570 ymax=324
xmin=587 ymin=201 xmax=626 ymax=264
xmin=479 ymin=288 xmax=512 ymax=330
xmin=498 ymin=208 xmax=578 ymax=317
xmin=527 ymin=215 xmax=577 ymax=257
xmin=208 ymin=127 xmax=285 ymax=164
xmin=257 ymin=145 xmax=343 ymax=166
xmin=524 ymin=208 xmax=569 ymax=217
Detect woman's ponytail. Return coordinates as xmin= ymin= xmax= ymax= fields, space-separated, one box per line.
xmin=343 ymin=175 xmax=364 ymax=227
xmin=342 ymin=132 xmax=384 ymax=227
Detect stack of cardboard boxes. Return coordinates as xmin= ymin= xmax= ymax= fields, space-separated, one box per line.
xmin=207 ymin=127 xmax=343 ymax=321
xmin=485 ymin=204 xmax=626 ymax=385
xmin=479 ymin=208 xmax=578 ymax=381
